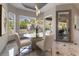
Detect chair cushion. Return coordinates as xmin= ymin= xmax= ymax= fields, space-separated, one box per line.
xmin=20 ymin=39 xmax=32 ymax=47
xmin=36 ymin=40 xmax=45 ymax=51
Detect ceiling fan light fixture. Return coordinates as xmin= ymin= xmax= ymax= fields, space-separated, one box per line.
xmin=35 ymin=4 xmax=41 ymax=16
xmin=36 ymin=12 xmax=38 ymax=16
xmin=35 ymin=5 xmax=38 ymax=10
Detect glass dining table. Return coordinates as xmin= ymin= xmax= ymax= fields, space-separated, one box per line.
xmin=22 ymin=33 xmax=43 ymax=50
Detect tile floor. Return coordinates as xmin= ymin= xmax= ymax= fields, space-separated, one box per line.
xmin=0 ymin=40 xmax=47 ymax=56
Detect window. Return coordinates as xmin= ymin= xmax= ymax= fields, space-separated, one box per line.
xmin=45 ymin=17 xmax=52 ymax=36
xmin=19 ymin=15 xmax=36 ymax=38
xmin=8 ymin=12 xmax=16 ymax=33
xmin=36 ymin=19 xmax=43 ymax=37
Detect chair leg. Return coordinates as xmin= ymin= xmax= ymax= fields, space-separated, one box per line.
xmin=18 ymin=48 xmax=20 ymax=55
xmin=51 ymin=48 xmax=52 ymax=56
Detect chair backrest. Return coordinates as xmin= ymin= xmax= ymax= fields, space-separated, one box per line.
xmin=44 ymin=34 xmax=54 ymax=50
xmin=14 ymin=33 xmax=21 ymax=47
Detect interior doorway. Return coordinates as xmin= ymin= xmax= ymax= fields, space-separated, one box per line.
xmin=56 ymin=10 xmax=72 ymax=42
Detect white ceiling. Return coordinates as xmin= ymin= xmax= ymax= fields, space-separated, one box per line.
xmin=9 ymin=3 xmax=79 ymax=13
xmin=9 ymin=3 xmax=62 ymax=12
xmin=10 ymin=3 xmax=36 ymax=12
xmin=9 ymin=3 xmax=47 ymax=12
xmin=74 ymin=3 xmax=79 ymax=10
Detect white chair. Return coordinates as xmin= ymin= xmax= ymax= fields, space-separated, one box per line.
xmin=36 ymin=34 xmax=54 ymax=55
xmin=14 ymin=33 xmax=32 ymax=55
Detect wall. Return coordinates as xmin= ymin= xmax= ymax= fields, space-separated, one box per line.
xmin=55 ymin=4 xmax=79 ymax=56
xmin=37 ymin=4 xmax=56 ymax=55
xmin=7 ymin=4 xmax=36 ymax=41
xmin=38 ymin=4 xmax=79 ymax=56
xmin=0 ymin=4 xmax=8 ymax=54
xmin=56 ymin=4 xmax=79 ymax=44
xmin=7 ymin=4 xmax=36 ymax=33
xmin=37 ymin=4 xmax=56 ymax=40
xmin=0 ymin=3 xmax=36 ymax=54
xmin=72 ymin=6 xmax=79 ymax=45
